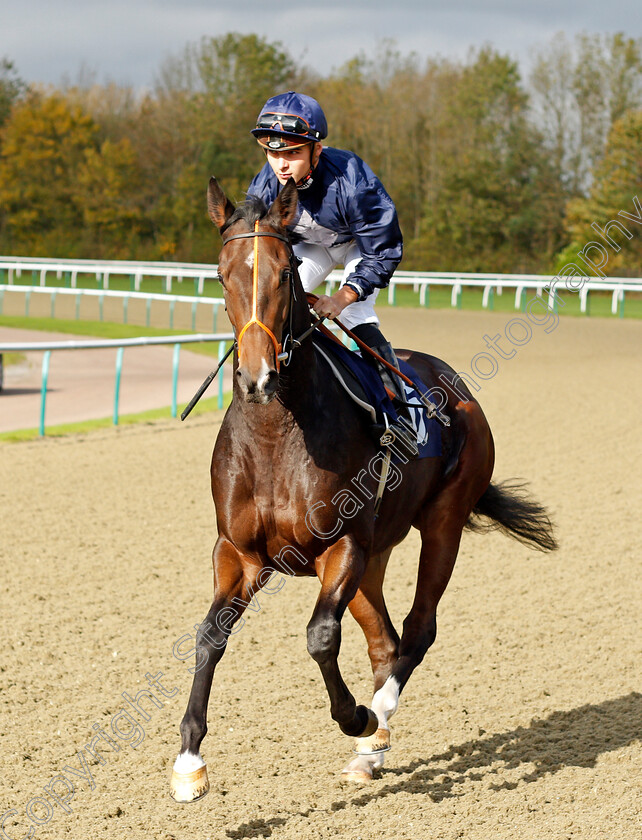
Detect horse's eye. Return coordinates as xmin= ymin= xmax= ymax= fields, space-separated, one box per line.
xmin=281 ymin=269 xmax=292 ymax=286
xmin=216 ymin=272 xmax=225 ymax=288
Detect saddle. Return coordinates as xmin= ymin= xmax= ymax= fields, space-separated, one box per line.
xmin=312 ymin=331 xmax=442 ymax=459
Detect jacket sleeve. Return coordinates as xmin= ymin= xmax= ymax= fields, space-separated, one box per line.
xmin=341 ymin=179 xmax=403 ymax=300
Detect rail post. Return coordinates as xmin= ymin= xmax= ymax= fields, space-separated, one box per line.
xmin=39 ymin=351 xmax=51 ymax=437
xmin=114 ymin=347 xmax=124 ymax=425
xmin=171 ymin=343 xmax=180 ymax=418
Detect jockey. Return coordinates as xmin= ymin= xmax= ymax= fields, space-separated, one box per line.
xmin=248 ymin=90 xmax=418 ymax=456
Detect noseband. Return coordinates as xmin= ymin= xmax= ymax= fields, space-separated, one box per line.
xmin=220 ymin=222 xmax=295 ymax=372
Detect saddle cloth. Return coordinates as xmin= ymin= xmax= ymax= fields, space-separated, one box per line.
xmin=312 ymin=331 xmax=441 ymax=458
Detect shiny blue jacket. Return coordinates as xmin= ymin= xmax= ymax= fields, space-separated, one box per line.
xmin=248 ymin=147 xmax=403 ymax=300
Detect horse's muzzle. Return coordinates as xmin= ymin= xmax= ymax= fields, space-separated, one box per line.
xmin=236 ymin=366 xmax=279 ymax=404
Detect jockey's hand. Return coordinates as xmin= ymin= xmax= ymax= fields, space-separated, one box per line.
xmin=313 ymin=286 xmax=359 ymax=320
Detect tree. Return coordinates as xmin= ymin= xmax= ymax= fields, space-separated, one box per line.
xmin=74 ymin=137 xmax=147 ymax=257
xmin=530 ymin=32 xmax=642 ymax=194
xmin=559 ymin=110 xmax=642 ymax=275
xmin=411 ymin=49 xmax=567 ymax=272
xmin=0 ymin=91 xmax=97 ymax=254
xmin=158 ymin=32 xmax=299 ymax=199
xmin=0 ymin=58 xmax=26 ymax=127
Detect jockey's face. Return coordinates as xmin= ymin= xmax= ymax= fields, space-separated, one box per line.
xmin=265 ymin=142 xmax=322 ymax=186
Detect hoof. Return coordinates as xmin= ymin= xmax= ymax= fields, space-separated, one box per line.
xmin=353 ymin=727 xmax=391 ymax=755
xmin=341 ymin=767 xmax=374 ymax=784
xmin=359 ymin=707 xmax=379 ymax=738
xmin=341 ymin=753 xmax=380 ymax=783
xmin=339 ymin=705 xmax=379 ymax=738
xmin=170 ymin=764 xmax=210 ymax=803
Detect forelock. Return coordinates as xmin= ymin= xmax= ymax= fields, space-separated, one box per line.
xmin=221 ymin=195 xmax=268 ymax=234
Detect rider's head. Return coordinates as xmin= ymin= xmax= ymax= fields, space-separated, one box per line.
xmin=251 ymin=91 xmax=327 ymax=187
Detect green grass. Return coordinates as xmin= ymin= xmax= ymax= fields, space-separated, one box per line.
xmin=0 ymin=313 xmax=234 ymax=443
xmin=0 ymin=391 xmax=232 ymax=443
xmin=1 ymin=272 xmax=219 ymax=299
xmin=2 ymin=350 xmax=26 ymax=366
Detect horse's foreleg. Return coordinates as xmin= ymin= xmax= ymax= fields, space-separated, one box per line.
xmin=342 ymin=550 xmax=400 ymax=782
xmin=307 ymin=537 xmax=378 ymax=739
xmin=171 ymin=537 xmax=252 ymax=803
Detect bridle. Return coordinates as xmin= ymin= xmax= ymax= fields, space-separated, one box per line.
xmin=181 ymin=220 xmax=320 ymax=421
xmin=220 ymin=221 xmax=302 ymax=371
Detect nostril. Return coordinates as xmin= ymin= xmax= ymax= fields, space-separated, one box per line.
xmin=236 ymin=367 xmax=254 ymax=394
xmin=262 ymin=370 xmax=279 ymax=396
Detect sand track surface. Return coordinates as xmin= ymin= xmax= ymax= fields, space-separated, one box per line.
xmin=1 ymin=308 xmax=640 ymax=840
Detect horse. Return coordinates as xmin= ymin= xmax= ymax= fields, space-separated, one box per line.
xmin=170 ymin=177 xmax=557 ymax=802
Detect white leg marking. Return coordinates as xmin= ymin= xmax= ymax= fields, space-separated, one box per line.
xmin=371 ymin=676 xmax=400 ymax=728
xmin=342 ymin=677 xmax=401 ymax=779
xmin=173 ymin=751 xmax=205 ymax=773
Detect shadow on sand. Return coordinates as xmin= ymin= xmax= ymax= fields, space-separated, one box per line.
xmin=225 ymin=691 xmax=642 ymax=838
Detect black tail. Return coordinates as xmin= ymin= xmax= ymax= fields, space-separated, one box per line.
xmin=466 ymin=480 xmax=558 ymax=552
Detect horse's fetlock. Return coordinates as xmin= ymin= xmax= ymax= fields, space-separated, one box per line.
xmin=180 ymin=714 xmax=207 ymax=753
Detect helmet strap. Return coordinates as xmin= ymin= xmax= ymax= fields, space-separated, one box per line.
xmin=296 ymin=168 xmax=314 ymax=190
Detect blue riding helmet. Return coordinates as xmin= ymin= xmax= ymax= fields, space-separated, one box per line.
xmin=251 ymin=91 xmax=328 ymax=150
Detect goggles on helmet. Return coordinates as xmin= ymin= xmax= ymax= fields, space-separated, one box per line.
xmin=255 ymin=112 xmax=323 ymax=141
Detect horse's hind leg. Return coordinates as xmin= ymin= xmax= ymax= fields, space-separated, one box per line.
xmin=171 ymin=537 xmax=256 ymax=803
xmin=391 ymin=477 xmax=481 ymax=703
xmin=341 ymin=549 xmax=400 ymax=782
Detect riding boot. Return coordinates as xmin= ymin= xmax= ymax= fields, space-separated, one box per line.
xmin=372 ymin=342 xmax=420 ymax=459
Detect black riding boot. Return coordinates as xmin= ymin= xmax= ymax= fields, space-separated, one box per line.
xmin=350 ymin=324 xmax=420 ymax=458
xmin=372 ymin=342 xmax=420 ymax=458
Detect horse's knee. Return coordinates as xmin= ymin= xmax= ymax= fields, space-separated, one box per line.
xmin=307 ymin=615 xmax=340 ymax=664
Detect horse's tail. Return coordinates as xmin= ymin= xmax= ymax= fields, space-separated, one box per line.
xmin=466 ymin=480 xmax=558 ymax=552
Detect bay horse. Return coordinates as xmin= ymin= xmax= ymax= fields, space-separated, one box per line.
xmin=170 ymin=177 xmax=556 ymax=801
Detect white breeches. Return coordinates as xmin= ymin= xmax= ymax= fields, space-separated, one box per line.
xmin=293 ymin=240 xmax=380 ymax=330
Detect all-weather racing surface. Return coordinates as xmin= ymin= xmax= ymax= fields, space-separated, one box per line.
xmin=0 ymin=307 xmax=640 ymax=840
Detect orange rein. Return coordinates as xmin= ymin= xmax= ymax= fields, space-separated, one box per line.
xmin=235 ymin=221 xmax=283 ymax=371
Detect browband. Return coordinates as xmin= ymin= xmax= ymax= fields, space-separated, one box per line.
xmin=221 ymin=230 xmax=291 ymax=246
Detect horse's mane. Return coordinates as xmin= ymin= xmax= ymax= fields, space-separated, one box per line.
xmin=221 ymin=195 xmax=269 ymax=234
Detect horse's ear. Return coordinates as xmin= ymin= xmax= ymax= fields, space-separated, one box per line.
xmin=266 ymin=178 xmax=298 ymax=229
xmin=207 ymin=177 xmax=235 ymax=229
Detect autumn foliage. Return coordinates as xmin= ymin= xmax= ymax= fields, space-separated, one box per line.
xmin=0 ymin=33 xmax=641 ymax=274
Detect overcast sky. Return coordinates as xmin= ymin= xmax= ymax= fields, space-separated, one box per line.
xmin=3 ymin=0 xmax=641 ymax=90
